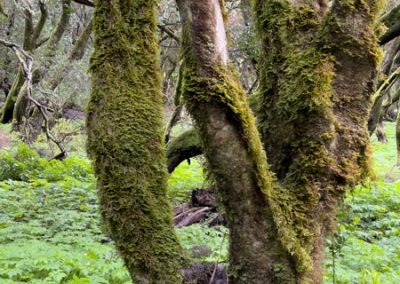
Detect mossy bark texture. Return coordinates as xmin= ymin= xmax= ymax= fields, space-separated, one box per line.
xmin=166 ymin=128 xmax=202 ymax=173
xmin=253 ymin=0 xmax=382 ymax=282
xmin=177 ymin=0 xmax=308 ymax=282
xmin=87 ymin=0 xmax=185 ymax=283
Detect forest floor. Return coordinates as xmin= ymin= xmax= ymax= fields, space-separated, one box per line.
xmin=0 ymin=128 xmax=10 ymax=149
xmin=0 ymin=122 xmax=399 ymax=284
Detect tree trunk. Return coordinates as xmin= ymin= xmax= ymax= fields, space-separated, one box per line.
xmin=87 ymin=0 xmax=185 ymax=283
xmin=177 ymin=0 xmax=311 ymax=282
xmin=254 ymin=0 xmax=381 ymax=282
xmin=1 ymin=69 xmax=24 ymax=123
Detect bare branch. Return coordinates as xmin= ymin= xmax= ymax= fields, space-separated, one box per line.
xmin=22 ymin=8 xmax=34 ymax=50
xmin=372 ymin=66 xmax=400 ymax=104
xmin=0 ymin=38 xmax=66 ymax=159
xmin=158 ymin=24 xmax=180 ymax=43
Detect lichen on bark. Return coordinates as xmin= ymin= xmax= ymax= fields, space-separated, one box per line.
xmin=87 ymin=0 xmax=185 ymax=282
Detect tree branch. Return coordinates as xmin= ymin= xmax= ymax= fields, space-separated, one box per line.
xmin=0 ymin=38 xmax=66 ymax=159
xmin=72 ymin=0 xmax=94 ymax=7
xmin=22 ymin=8 xmax=34 ymax=50
xmin=31 ymin=0 xmax=48 ymax=48
xmin=380 ymin=20 xmax=400 ymax=45
xmin=158 ymin=24 xmax=180 ymax=43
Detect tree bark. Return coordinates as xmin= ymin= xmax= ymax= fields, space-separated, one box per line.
xmin=177 ymin=0 xmax=309 ymax=282
xmin=87 ymin=0 xmax=185 ymax=283
xmin=254 ymin=0 xmax=381 ymax=282
xmin=166 ymin=128 xmax=202 ymax=173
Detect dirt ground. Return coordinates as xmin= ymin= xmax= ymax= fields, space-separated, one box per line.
xmin=0 ymin=129 xmax=10 ymax=149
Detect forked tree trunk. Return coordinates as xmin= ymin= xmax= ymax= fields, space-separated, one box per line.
xmin=87 ymin=0 xmax=382 ymax=283
xmin=177 ymin=0 xmax=310 ymax=282
xmin=87 ymin=0 xmax=185 ymax=283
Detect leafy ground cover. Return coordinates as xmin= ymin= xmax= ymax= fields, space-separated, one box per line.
xmin=0 ymin=123 xmax=399 ymax=283
xmin=324 ymin=124 xmax=400 ymax=283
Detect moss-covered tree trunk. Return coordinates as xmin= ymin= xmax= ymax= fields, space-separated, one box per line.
xmin=177 ymin=0 xmax=314 ymax=282
xmin=87 ymin=0 xmax=185 ymax=283
xmin=253 ymin=0 xmax=382 ymax=282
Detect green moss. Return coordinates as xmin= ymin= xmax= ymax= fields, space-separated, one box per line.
xmin=86 ymin=1 xmax=186 ymax=283
xmin=166 ymin=128 xmax=202 ymax=173
xmin=180 ymin=26 xmax=309 ymax=278
xmin=1 ymin=69 xmax=24 ymax=124
xmin=167 ymin=129 xmax=200 ymax=154
xmin=252 ymin=0 xmax=383 ymax=280
xmin=0 ymin=0 xmax=5 ymax=16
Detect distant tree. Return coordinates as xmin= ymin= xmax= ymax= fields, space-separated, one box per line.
xmin=0 ymin=0 xmax=92 ymax=146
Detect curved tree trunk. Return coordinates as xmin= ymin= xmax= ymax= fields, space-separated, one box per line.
xmin=166 ymin=128 xmax=202 ymax=173
xmin=1 ymin=69 xmax=24 ymax=123
xmin=87 ymin=0 xmax=185 ymax=283
xmin=177 ymin=0 xmax=312 ymax=282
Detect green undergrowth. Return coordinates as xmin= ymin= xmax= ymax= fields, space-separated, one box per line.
xmin=371 ymin=122 xmax=398 ymax=180
xmin=167 ymin=158 xmax=206 ymax=205
xmin=0 ymin=123 xmax=399 ymax=283
xmin=324 ymin=123 xmax=400 ymax=283
xmin=0 ymin=133 xmax=220 ymax=283
xmin=168 ymin=122 xmax=208 ymax=205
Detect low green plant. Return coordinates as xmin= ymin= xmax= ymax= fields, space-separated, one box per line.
xmin=325 ymin=123 xmax=400 ymax=283
xmin=167 ymin=158 xmax=207 ymax=205
xmin=0 ymin=143 xmax=93 ymax=182
xmin=1 ymin=123 xmax=399 ymax=283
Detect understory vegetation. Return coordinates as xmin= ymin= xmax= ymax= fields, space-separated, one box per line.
xmin=0 ymin=121 xmax=399 ymax=283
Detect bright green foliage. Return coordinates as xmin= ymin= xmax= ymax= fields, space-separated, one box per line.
xmin=86 ymin=0 xmax=185 ymax=282
xmin=0 ymin=177 xmax=130 ymax=283
xmin=0 ymin=143 xmax=93 ymax=182
xmin=372 ymin=123 xmax=398 ymax=178
xmin=0 ymin=146 xmax=130 ymax=284
xmin=167 ymin=158 xmax=206 ymax=205
xmin=177 ymin=225 xmax=228 ymax=262
xmin=324 ymin=124 xmax=400 ymax=283
xmin=326 ymin=183 xmax=400 ymax=283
